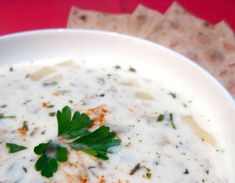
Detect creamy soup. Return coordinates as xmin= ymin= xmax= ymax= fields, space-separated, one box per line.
xmin=0 ymin=60 xmax=228 ymax=183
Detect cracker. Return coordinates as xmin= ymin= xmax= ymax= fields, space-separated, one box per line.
xmin=132 ymin=5 xmax=163 ymax=38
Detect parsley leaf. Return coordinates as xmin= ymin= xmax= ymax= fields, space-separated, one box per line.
xmin=57 ymin=106 xmax=92 ymax=138
xmin=6 ymin=143 xmax=27 ymax=153
xmin=70 ymin=126 xmax=121 ymax=160
xmin=34 ymin=141 xmax=68 ymax=178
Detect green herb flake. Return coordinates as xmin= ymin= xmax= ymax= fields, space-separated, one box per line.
xmin=169 ymin=92 xmax=176 ymax=99
xmin=114 ymin=65 xmax=121 ymax=70
xmin=129 ymin=163 xmax=140 ymax=175
xmin=9 ymin=66 xmax=14 ymax=72
xmin=0 ymin=113 xmax=16 ymax=120
xmin=48 ymin=112 xmax=56 ymax=117
xmin=146 ymin=172 xmax=152 ymax=179
xmin=129 ymin=66 xmax=136 ymax=72
xmin=6 ymin=143 xmax=27 ymax=153
xmin=22 ymin=121 xmax=29 ymax=131
xmin=169 ymin=113 xmax=176 ymax=129
xmin=157 ymin=114 xmax=164 ymax=122
xmin=184 ymin=168 xmax=189 ymax=174
xmin=43 ymin=81 xmax=58 ymax=87
xmin=0 ymin=104 xmax=7 ymax=108
xmin=23 ymin=100 xmax=31 ymax=105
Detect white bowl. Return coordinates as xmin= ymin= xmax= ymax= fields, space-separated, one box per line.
xmin=0 ymin=29 xmax=234 ymax=181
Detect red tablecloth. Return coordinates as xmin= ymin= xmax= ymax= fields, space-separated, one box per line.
xmin=0 ymin=0 xmax=235 ymax=36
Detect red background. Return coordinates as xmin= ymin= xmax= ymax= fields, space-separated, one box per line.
xmin=0 ymin=0 xmax=235 ymax=36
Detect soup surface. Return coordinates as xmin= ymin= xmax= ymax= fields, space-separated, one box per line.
xmin=0 ymin=60 xmax=228 ymax=182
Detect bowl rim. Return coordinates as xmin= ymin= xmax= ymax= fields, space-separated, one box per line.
xmin=1 ymin=28 xmax=234 ymax=104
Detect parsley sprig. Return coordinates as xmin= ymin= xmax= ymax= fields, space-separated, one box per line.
xmin=34 ymin=106 xmax=121 ymax=178
xmin=57 ymin=106 xmax=92 ymax=139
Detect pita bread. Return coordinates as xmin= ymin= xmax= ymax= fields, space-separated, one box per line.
xmin=214 ymin=21 xmax=235 ymax=60
xmin=218 ymin=60 xmax=235 ymax=96
xmin=147 ymin=2 xmax=207 ymax=49
xmin=181 ymin=21 xmax=235 ymax=68
xmin=214 ymin=21 xmax=235 ymax=95
xmin=67 ymin=6 xmax=136 ymax=34
xmin=174 ymin=22 xmax=220 ymax=74
xmin=67 ymin=6 xmax=164 ymax=36
xmin=170 ymin=20 xmax=235 ymax=96
xmin=132 ymin=5 xmax=163 ymax=38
